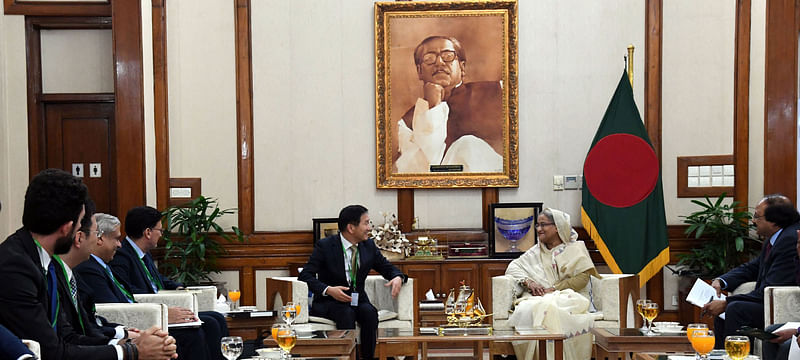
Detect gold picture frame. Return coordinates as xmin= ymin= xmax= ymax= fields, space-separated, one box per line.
xmin=375 ymin=0 xmax=519 ymax=188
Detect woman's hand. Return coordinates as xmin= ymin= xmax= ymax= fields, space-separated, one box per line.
xmin=525 ymin=279 xmax=547 ymax=296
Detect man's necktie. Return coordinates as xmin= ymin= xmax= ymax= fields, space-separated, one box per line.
xmin=764 ymin=240 xmax=773 ymax=259
xmin=350 ymin=245 xmax=358 ymax=286
xmin=46 ymin=262 xmax=58 ymax=329
xmin=69 ymin=276 xmax=79 ymax=308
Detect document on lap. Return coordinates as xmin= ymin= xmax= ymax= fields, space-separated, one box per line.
xmin=686 ymin=278 xmax=727 ymax=319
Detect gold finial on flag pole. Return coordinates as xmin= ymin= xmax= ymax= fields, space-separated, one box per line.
xmin=627 ymin=44 xmax=634 ymax=87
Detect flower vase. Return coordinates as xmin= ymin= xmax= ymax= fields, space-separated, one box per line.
xmin=380 ymin=249 xmax=405 ymax=261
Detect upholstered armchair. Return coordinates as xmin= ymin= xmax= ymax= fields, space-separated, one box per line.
xmin=266 ymin=276 xmax=417 ymax=330
xmin=492 ymin=273 xmax=639 ymax=330
xmin=134 ymin=292 xmax=199 ymax=313
xmin=95 ymin=303 xmax=169 ymax=331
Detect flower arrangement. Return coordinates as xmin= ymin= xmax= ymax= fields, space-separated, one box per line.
xmin=370 ymin=211 xmax=411 ymax=255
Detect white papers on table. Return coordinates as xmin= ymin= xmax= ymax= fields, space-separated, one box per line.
xmin=789 ymin=335 xmax=800 ymax=360
xmin=168 ymin=319 xmax=203 ymax=328
xmin=425 ymin=289 xmax=436 ymax=301
xmin=776 ymin=322 xmax=800 ymax=332
xmin=685 ymin=278 xmax=727 ymax=319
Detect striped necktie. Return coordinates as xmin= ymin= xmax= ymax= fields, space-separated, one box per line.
xmin=69 ymin=276 xmax=79 ymax=309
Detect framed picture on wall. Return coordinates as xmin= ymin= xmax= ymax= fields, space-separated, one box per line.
xmin=312 ymin=218 xmax=339 ymax=245
xmin=488 ymin=202 xmax=542 ymax=258
xmin=374 ymin=0 xmax=519 ymax=188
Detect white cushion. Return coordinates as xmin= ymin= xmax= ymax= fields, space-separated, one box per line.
xmin=308 ymin=315 xmax=337 ymax=325
xmin=377 ymin=309 xmax=398 ymax=321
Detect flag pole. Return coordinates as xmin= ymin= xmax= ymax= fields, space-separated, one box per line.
xmin=627 ymin=44 xmax=634 ymax=87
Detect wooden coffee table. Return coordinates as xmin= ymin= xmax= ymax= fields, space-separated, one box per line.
xmin=591 ymin=328 xmax=694 ymax=360
xmin=263 ymin=329 xmax=357 ymax=360
xmin=376 ymin=327 xmax=566 ymax=360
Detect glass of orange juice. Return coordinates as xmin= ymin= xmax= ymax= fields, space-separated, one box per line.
xmin=690 ymin=329 xmax=715 ymax=359
xmin=228 ymin=289 xmax=241 ymax=311
xmin=642 ymin=302 xmax=659 ymax=335
xmin=271 ymin=323 xmax=288 ymax=342
xmin=686 ymin=323 xmax=708 ymax=341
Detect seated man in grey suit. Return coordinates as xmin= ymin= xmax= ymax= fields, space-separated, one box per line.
xmin=299 ymin=205 xmax=407 ymax=360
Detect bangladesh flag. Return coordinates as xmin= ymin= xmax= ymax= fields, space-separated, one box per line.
xmin=581 ymin=70 xmax=669 ymax=288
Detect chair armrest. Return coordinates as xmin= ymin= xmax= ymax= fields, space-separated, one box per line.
xmin=492 ymin=275 xmax=516 ymax=320
xmin=764 ymin=286 xmax=800 ymax=326
xmin=21 ymin=339 xmax=40 ymax=359
xmin=266 ymin=277 xmax=309 ymax=323
xmin=363 ymin=275 xmax=417 ymax=323
xmin=590 ymin=273 xmax=638 ymax=328
xmin=95 ymin=303 xmax=169 ymax=330
xmin=134 ymin=292 xmax=198 ymax=313
xmin=731 ymin=281 xmax=756 ymax=296
xmin=185 ymin=286 xmax=218 ymax=312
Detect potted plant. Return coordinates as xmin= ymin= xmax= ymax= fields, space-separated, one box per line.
xmin=162 ymin=196 xmax=244 ymax=285
xmin=676 ymin=193 xmax=759 ymax=278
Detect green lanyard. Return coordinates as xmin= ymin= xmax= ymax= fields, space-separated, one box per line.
xmin=32 ymin=239 xmax=60 ymax=330
xmin=341 ymin=243 xmax=359 ymax=287
xmin=105 ymin=265 xmax=135 ymax=303
xmin=52 ymin=255 xmax=85 ymax=334
xmin=137 ymin=255 xmax=162 ymax=291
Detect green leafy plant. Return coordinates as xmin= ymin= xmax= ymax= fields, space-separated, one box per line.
xmin=162 ymin=196 xmax=244 ymax=285
xmin=677 ymin=193 xmax=759 ymax=278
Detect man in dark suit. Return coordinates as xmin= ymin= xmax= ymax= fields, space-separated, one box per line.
xmin=109 ymin=206 xmax=227 ymax=360
xmin=0 ymin=168 xmax=176 ymax=360
xmin=299 ymin=205 xmax=407 ymax=360
xmin=0 ymin=324 xmax=35 ymax=360
xmin=75 ymin=212 xmax=210 ymax=359
xmin=703 ymin=194 xmax=800 ymax=348
xmin=395 ymin=35 xmax=504 ymax=173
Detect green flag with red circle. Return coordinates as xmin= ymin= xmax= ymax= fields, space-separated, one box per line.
xmin=581 ymin=70 xmax=669 ymax=288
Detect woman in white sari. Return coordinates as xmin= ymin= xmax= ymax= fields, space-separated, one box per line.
xmin=506 ymin=208 xmax=598 ymax=360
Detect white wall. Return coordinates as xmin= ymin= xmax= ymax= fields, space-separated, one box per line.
xmin=662 ymin=0 xmax=737 ymax=222
xmin=0 ymin=9 xmax=28 ymax=239
xmin=166 ymin=0 xmax=238 ymax=227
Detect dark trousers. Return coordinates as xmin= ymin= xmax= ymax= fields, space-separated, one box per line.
xmin=312 ymin=300 xmax=378 ymax=360
xmin=199 ymin=311 xmax=229 ymax=360
xmin=713 ymin=300 xmax=764 ymax=349
xmin=172 ymin=327 xmax=210 ymax=359
xmin=763 ymin=323 xmax=792 ymax=360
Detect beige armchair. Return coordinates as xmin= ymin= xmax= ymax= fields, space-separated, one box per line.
xmin=95 ymin=302 xmax=169 ymax=331
xmin=491 ymin=273 xmax=639 ymax=330
xmin=134 ymin=292 xmax=199 ymax=313
xmin=266 ymin=276 xmax=417 ymax=330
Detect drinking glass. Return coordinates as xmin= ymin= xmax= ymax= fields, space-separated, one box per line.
xmin=636 ymin=299 xmax=652 ymax=330
xmin=281 ymin=304 xmax=297 ymax=326
xmin=228 ymin=289 xmax=241 ymax=311
xmin=272 ymin=323 xmax=288 ymax=342
xmin=690 ymin=329 xmax=715 ymax=359
xmin=276 ymin=327 xmax=297 ymax=360
xmin=220 ymin=336 xmax=243 ymax=360
xmin=285 ymin=301 xmax=301 ymax=319
xmin=642 ymin=302 xmax=659 ymax=335
xmin=725 ymin=335 xmax=750 ymax=360
xmin=686 ymin=323 xmax=708 ymax=341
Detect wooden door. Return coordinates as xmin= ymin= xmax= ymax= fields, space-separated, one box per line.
xmin=44 ymin=102 xmax=116 ymax=214
xmin=405 ymin=263 xmax=441 ymax=300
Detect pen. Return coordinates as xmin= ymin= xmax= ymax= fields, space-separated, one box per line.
xmin=700 ymin=295 xmax=714 ymax=317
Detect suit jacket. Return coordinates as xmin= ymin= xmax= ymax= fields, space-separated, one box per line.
xmin=75 ymin=256 xmax=134 ymax=304
xmin=0 ymin=228 xmax=117 ymax=359
xmin=53 ymin=259 xmax=111 ymax=346
xmin=400 ymin=81 xmax=504 ymax=157
xmin=721 ymin=221 xmax=800 ymax=303
xmin=299 ymin=235 xmax=405 ymax=311
xmin=0 ymin=324 xmax=34 ymax=359
xmin=109 ymin=238 xmax=180 ymax=294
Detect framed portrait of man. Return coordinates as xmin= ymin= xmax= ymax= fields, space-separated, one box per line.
xmin=375 ymin=0 xmax=519 ymax=188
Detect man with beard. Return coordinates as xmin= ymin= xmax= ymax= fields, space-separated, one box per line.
xmin=395 ymin=35 xmax=504 ymax=173
xmin=0 ymin=169 xmax=177 ymax=360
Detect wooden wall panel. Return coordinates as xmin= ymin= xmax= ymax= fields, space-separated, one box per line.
xmin=152 ymin=0 xmax=170 ymax=211
xmin=4 ymin=0 xmax=110 ymax=16
xmin=764 ymin=0 xmax=798 ymax=200
xmin=234 ymin=0 xmax=255 ymax=234
xmin=733 ymin=0 xmax=750 ymax=207
xmin=112 ymin=0 xmax=147 ymax=221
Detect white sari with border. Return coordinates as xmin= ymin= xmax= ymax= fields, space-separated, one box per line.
xmin=505 ymin=240 xmax=597 ymax=360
